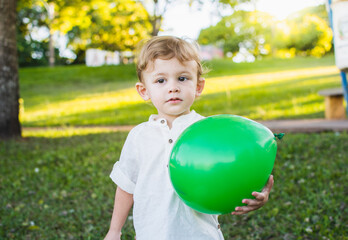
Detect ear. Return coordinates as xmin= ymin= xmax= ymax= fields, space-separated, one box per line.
xmin=136 ymin=82 xmax=150 ymax=101
xmin=195 ymin=77 xmax=205 ymax=97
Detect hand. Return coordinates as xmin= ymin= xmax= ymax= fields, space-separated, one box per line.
xmin=104 ymin=230 xmax=122 ymax=240
xmin=231 ymin=175 xmax=274 ymax=215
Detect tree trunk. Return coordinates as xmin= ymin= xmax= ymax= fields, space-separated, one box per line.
xmin=0 ymin=0 xmax=21 ymax=139
xmin=47 ymin=2 xmax=55 ymax=67
xmin=151 ymin=0 xmax=162 ymax=36
xmin=151 ymin=16 xmax=161 ymax=36
xmin=49 ymin=29 xmax=54 ymax=67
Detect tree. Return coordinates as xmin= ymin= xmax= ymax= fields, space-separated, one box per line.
xmin=139 ymin=0 xmax=171 ymax=36
xmin=17 ymin=0 xmax=57 ymax=66
xmin=17 ymin=0 xmax=253 ymax=66
xmin=140 ymin=0 xmax=253 ymax=37
xmin=41 ymin=1 xmax=55 ymax=67
xmin=17 ymin=0 xmax=64 ymax=67
xmin=17 ymin=0 xmax=153 ymax=65
xmin=198 ymin=4 xmax=332 ymax=58
xmin=198 ymin=10 xmax=274 ymax=57
xmin=58 ymin=0 xmax=152 ymax=53
xmin=17 ymin=0 xmax=68 ymax=66
xmin=0 ymin=0 xmax=21 ymax=139
xmin=273 ymin=11 xmax=332 ymax=57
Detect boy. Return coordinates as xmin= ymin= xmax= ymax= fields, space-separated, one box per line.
xmin=104 ymin=36 xmax=274 ymax=240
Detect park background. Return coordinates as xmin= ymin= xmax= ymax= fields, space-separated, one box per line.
xmin=1 ymin=0 xmax=347 ymax=239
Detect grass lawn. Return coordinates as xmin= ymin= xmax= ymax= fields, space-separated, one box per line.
xmin=19 ymin=55 xmax=342 ymax=127
xmin=2 ymin=55 xmax=347 ymax=239
xmin=1 ymin=129 xmax=347 ymax=239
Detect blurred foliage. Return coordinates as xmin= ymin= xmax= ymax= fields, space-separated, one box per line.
xmin=198 ymin=10 xmax=273 ymax=57
xmin=16 ymin=1 xmax=69 ymax=66
xmin=141 ymin=0 xmax=253 ymax=36
xmin=56 ymin=0 xmax=151 ymax=52
xmin=16 ymin=0 xmax=152 ymax=66
xmin=198 ymin=4 xmax=333 ymax=58
xmin=274 ymin=10 xmax=333 ymax=57
xmin=291 ymin=4 xmax=329 ymax=24
xmin=17 ymin=1 xmax=332 ymax=66
xmin=16 ymin=0 xmax=253 ymax=66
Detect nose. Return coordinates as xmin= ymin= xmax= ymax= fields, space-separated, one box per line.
xmin=169 ymin=87 xmax=180 ymax=93
xmin=168 ymin=83 xmax=180 ymax=94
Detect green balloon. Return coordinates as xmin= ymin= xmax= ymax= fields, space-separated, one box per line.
xmin=169 ymin=115 xmax=277 ymax=214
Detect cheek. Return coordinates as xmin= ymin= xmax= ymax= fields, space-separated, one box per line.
xmin=182 ymin=87 xmax=197 ymax=104
xmin=147 ymin=88 xmax=163 ymax=103
xmin=185 ymin=84 xmax=197 ymax=97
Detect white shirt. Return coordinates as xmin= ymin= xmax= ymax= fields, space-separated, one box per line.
xmin=110 ymin=110 xmax=225 ymax=240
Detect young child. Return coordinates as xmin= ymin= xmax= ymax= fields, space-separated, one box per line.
xmin=104 ymin=36 xmax=274 ymax=240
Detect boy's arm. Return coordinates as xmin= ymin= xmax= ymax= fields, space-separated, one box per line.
xmin=104 ymin=187 xmax=134 ymax=240
xmin=231 ymin=175 xmax=274 ymax=215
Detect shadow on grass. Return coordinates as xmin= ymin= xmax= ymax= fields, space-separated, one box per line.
xmin=0 ymin=132 xmax=136 ymax=239
xmin=1 ymin=130 xmax=347 ymax=239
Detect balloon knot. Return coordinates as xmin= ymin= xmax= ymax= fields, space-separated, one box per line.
xmin=274 ymin=133 xmax=285 ymax=140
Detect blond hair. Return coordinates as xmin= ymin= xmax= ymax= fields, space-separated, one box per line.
xmin=136 ymin=36 xmax=204 ymax=82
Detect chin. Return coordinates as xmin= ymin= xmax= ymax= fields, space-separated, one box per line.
xmin=169 ymin=110 xmax=190 ymax=117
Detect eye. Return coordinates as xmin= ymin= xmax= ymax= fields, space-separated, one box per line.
xmin=156 ymin=78 xmax=165 ymax=84
xmin=178 ymin=76 xmax=188 ymax=82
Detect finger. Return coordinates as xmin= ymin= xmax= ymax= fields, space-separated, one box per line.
xmin=232 ymin=206 xmax=258 ymax=215
xmin=263 ymin=175 xmax=274 ymax=193
xmin=242 ymin=198 xmax=263 ymax=206
xmin=232 ymin=210 xmax=247 ymax=215
xmin=251 ymin=192 xmax=265 ymax=201
xmin=234 ymin=206 xmax=252 ymax=212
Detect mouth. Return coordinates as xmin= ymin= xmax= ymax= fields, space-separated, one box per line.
xmin=166 ymin=97 xmax=183 ymax=103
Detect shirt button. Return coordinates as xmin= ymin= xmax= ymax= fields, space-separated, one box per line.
xmin=160 ymin=120 xmax=165 ymax=124
xmin=168 ymin=139 xmax=173 ymax=144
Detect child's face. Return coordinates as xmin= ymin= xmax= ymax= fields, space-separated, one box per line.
xmin=136 ymin=57 xmax=205 ymax=121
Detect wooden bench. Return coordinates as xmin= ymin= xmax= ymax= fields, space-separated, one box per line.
xmin=318 ymin=88 xmax=346 ymax=120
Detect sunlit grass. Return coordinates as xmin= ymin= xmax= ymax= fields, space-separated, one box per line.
xmin=19 ymin=56 xmax=342 ymax=127
xmin=248 ymin=94 xmax=325 ymax=120
xmin=22 ymin=66 xmax=339 ymax=124
xmin=20 ymin=88 xmax=143 ymax=123
xmin=22 ymin=126 xmax=131 ymax=138
xmin=193 ymin=66 xmax=340 ymax=120
xmin=203 ymin=66 xmax=339 ymax=94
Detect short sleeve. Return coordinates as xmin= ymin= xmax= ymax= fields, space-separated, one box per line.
xmin=110 ymin=127 xmax=140 ymax=194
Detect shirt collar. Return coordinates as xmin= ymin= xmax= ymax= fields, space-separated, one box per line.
xmin=148 ymin=110 xmax=197 ymax=127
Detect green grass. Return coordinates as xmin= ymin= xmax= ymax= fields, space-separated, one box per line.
xmin=19 ymin=55 xmax=342 ymax=127
xmin=203 ymin=54 xmax=337 ymax=77
xmin=3 ymin=56 xmax=347 ymax=238
xmin=1 ymin=130 xmax=347 ymax=239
